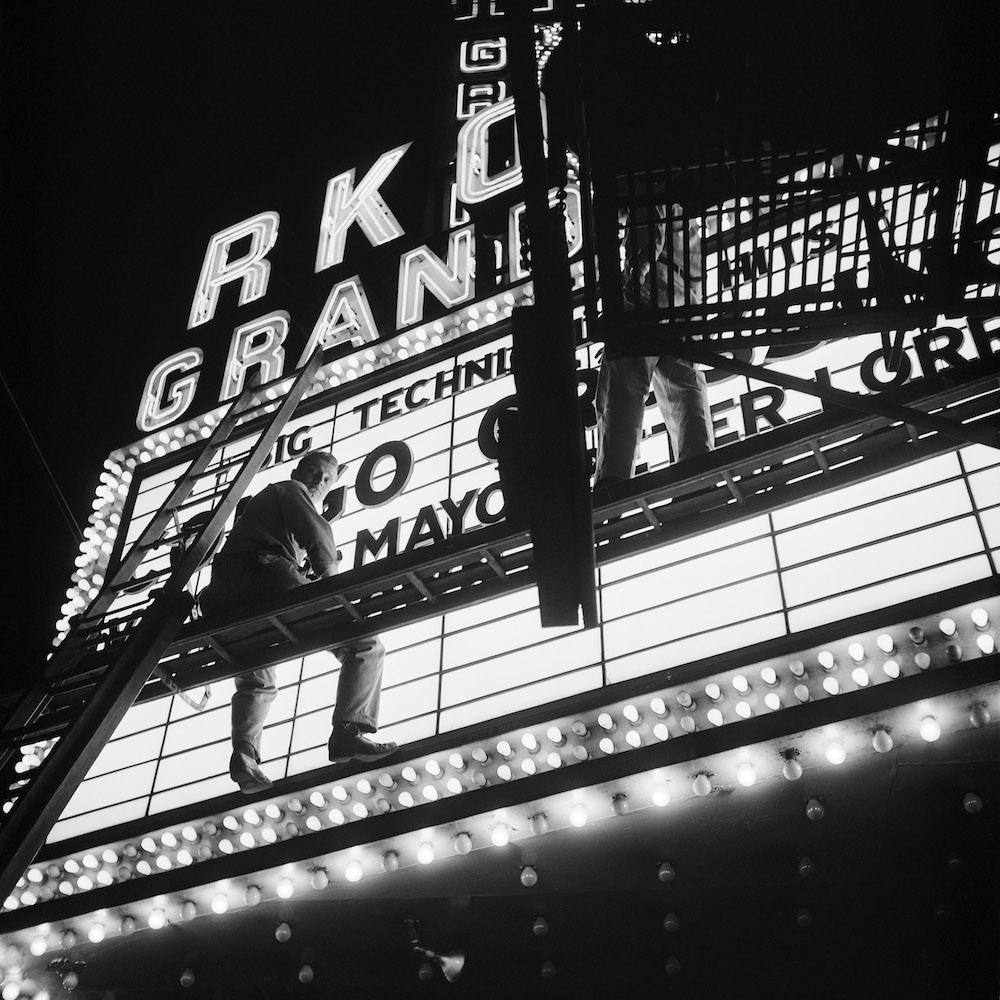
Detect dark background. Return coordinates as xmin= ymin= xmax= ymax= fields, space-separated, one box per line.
xmin=2 ymin=2 xmax=455 ymax=676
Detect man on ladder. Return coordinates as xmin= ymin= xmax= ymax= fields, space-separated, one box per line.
xmin=200 ymin=450 xmax=397 ymax=794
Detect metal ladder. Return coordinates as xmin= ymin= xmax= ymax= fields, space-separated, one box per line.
xmin=0 ymin=349 xmax=327 ymax=903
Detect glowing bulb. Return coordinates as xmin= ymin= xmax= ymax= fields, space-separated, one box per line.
xmin=977 ymin=634 xmax=995 ymax=654
xmin=148 ymin=907 xmax=166 ymax=929
xmin=653 ymin=722 xmax=669 ymax=740
xmin=491 ymin=824 xmax=510 ymax=847
xmin=276 ymin=878 xmax=294 ymax=898
xmin=599 ymin=738 xmax=615 ymax=755
xmin=876 ymin=633 xmax=895 ymax=653
xmin=30 ymin=936 xmax=47 ymax=956
xmin=851 ymin=667 xmax=870 ymax=687
xmin=211 ymin=893 xmax=228 ymax=914
xmin=822 ymin=677 xmax=840 ymax=695
xmin=569 ymin=804 xmax=588 ymax=827
xmin=417 ymin=842 xmax=435 ymax=865
xmin=597 ymin=713 xmax=614 ymax=731
xmin=817 ymin=651 xmax=835 ymax=671
xmin=623 ymin=704 xmax=640 ymax=723
xmin=732 ymin=674 xmax=750 ymax=693
xmin=736 ymin=763 xmax=756 ymax=787
xmin=847 ymin=642 xmax=866 ymax=663
xmin=825 ymin=742 xmax=846 ymax=765
xmin=650 ymin=697 xmax=667 ymax=715
xmin=919 ymin=716 xmax=941 ymax=742
xmin=344 ymin=860 xmax=363 ymax=883
xmin=883 ymin=659 xmax=900 ymax=678
xmin=939 ymin=617 xmax=956 ymax=637
xmin=652 ymin=783 xmax=671 ymax=807
xmin=764 ymin=693 xmax=781 ymax=711
xmin=521 ymin=733 xmax=539 ymax=751
xmin=760 ymin=667 xmax=778 ymax=685
xmin=705 ymin=683 xmax=722 ymax=701
xmin=706 ymin=708 xmax=724 ymax=726
xmin=546 ymin=726 xmax=564 ymax=744
xmin=970 ymin=607 xmax=989 ymax=629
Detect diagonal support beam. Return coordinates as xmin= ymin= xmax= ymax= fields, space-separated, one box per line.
xmin=665 ymin=342 xmax=1000 ymax=451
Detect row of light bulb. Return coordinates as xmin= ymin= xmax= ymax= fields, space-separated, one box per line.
xmin=14 ymin=602 xmax=996 ymax=914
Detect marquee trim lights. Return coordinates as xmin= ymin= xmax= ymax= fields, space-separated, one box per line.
xmin=10 ymin=588 xmax=996 ymax=922
xmin=0 ymin=663 xmax=993 ymax=972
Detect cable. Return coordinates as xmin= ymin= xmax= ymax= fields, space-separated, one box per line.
xmin=0 ymin=367 xmax=85 ymax=545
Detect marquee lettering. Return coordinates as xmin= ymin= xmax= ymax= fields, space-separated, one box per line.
xmin=220 ymin=311 xmax=289 ymax=401
xmin=136 ymin=349 xmax=204 ymax=433
xmin=188 ymin=212 xmax=280 ymax=330
xmin=314 ymin=143 xmax=412 ymax=273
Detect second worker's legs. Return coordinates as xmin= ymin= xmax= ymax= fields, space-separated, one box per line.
xmin=652 ymin=356 xmax=714 ymax=462
xmin=328 ymin=635 xmax=397 ymax=763
xmin=594 ymin=353 xmax=658 ymax=484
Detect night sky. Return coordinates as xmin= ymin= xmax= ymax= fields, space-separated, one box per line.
xmin=3 ymin=2 xmax=454 ymax=671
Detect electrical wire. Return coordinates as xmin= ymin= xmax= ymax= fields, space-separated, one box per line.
xmin=0 ymin=367 xmax=85 ymax=545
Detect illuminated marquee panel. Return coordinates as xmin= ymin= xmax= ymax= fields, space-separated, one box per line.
xmin=32 ymin=314 xmax=1000 ymax=848
xmin=4 ymin=584 xmax=996 ymax=930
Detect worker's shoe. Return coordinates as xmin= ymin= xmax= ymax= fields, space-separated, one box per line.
xmin=229 ymin=748 xmax=272 ymax=795
xmin=328 ymin=723 xmax=399 ymax=764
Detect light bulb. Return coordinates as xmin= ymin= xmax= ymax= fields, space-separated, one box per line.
xmin=692 ymin=774 xmax=712 ymax=796
xmin=970 ymin=608 xmax=989 ymax=629
xmin=825 ymin=742 xmax=846 ymax=765
xmin=883 ymin=659 xmax=900 ymax=678
xmin=872 ymin=729 xmax=894 ymax=753
xmin=417 ymin=842 xmax=435 ymax=865
xmin=737 ymin=763 xmax=756 ymax=787
xmin=311 ymin=868 xmax=329 ymax=890
xmin=344 ymin=860 xmax=363 ymax=883
xmin=520 ymin=866 xmax=538 ymax=887
xmin=657 ymin=862 xmax=676 ymax=883
xmin=977 ymin=634 xmax=995 ymax=654
xmin=805 ymin=798 xmax=825 ymax=821
xmin=454 ymin=833 xmax=472 ymax=855
xmin=148 ymin=908 xmax=166 ymax=929
xmin=919 ymin=716 xmax=941 ymax=742
xmin=275 ymin=922 xmax=291 ymax=943
xmin=872 ymin=634 xmax=894 ymax=655
xmin=211 ymin=894 xmax=228 ymax=914
xmin=276 ymin=878 xmax=294 ymax=898
xmin=939 ymin=617 xmax=956 ymax=637
xmin=733 ymin=674 xmax=750 ymax=693
xmin=817 ymin=651 xmax=835 ymax=670
xmin=491 ymin=824 xmax=510 ymax=847
xmin=651 ymin=783 xmax=671 ymax=807
xmin=569 ymin=804 xmax=588 ymax=827
xmin=851 ymin=667 xmax=870 ymax=687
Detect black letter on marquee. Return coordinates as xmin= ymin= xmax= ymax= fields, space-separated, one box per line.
xmin=405 ymin=506 xmax=446 ymax=552
xmin=913 ymin=326 xmax=967 ymax=377
xmin=353 ymin=518 xmax=400 ymax=570
xmin=355 ymin=441 xmax=413 ymax=507
xmin=475 ymin=481 xmax=506 ymax=524
xmin=477 ymin=394 xmax=518 ymax=461
xmin=860 ymin=347 xmax=911 ymax=390
xmin=440 ymin=489 xmax=477 ymax=535
xmin=740 ymin=387 xmax=787 ymax=435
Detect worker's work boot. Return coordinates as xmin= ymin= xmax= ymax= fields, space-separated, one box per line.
xmin=328 ymin=722 xmax=399 ymax=764
xmin=229 ymin=744 xmax=273 ymax=795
